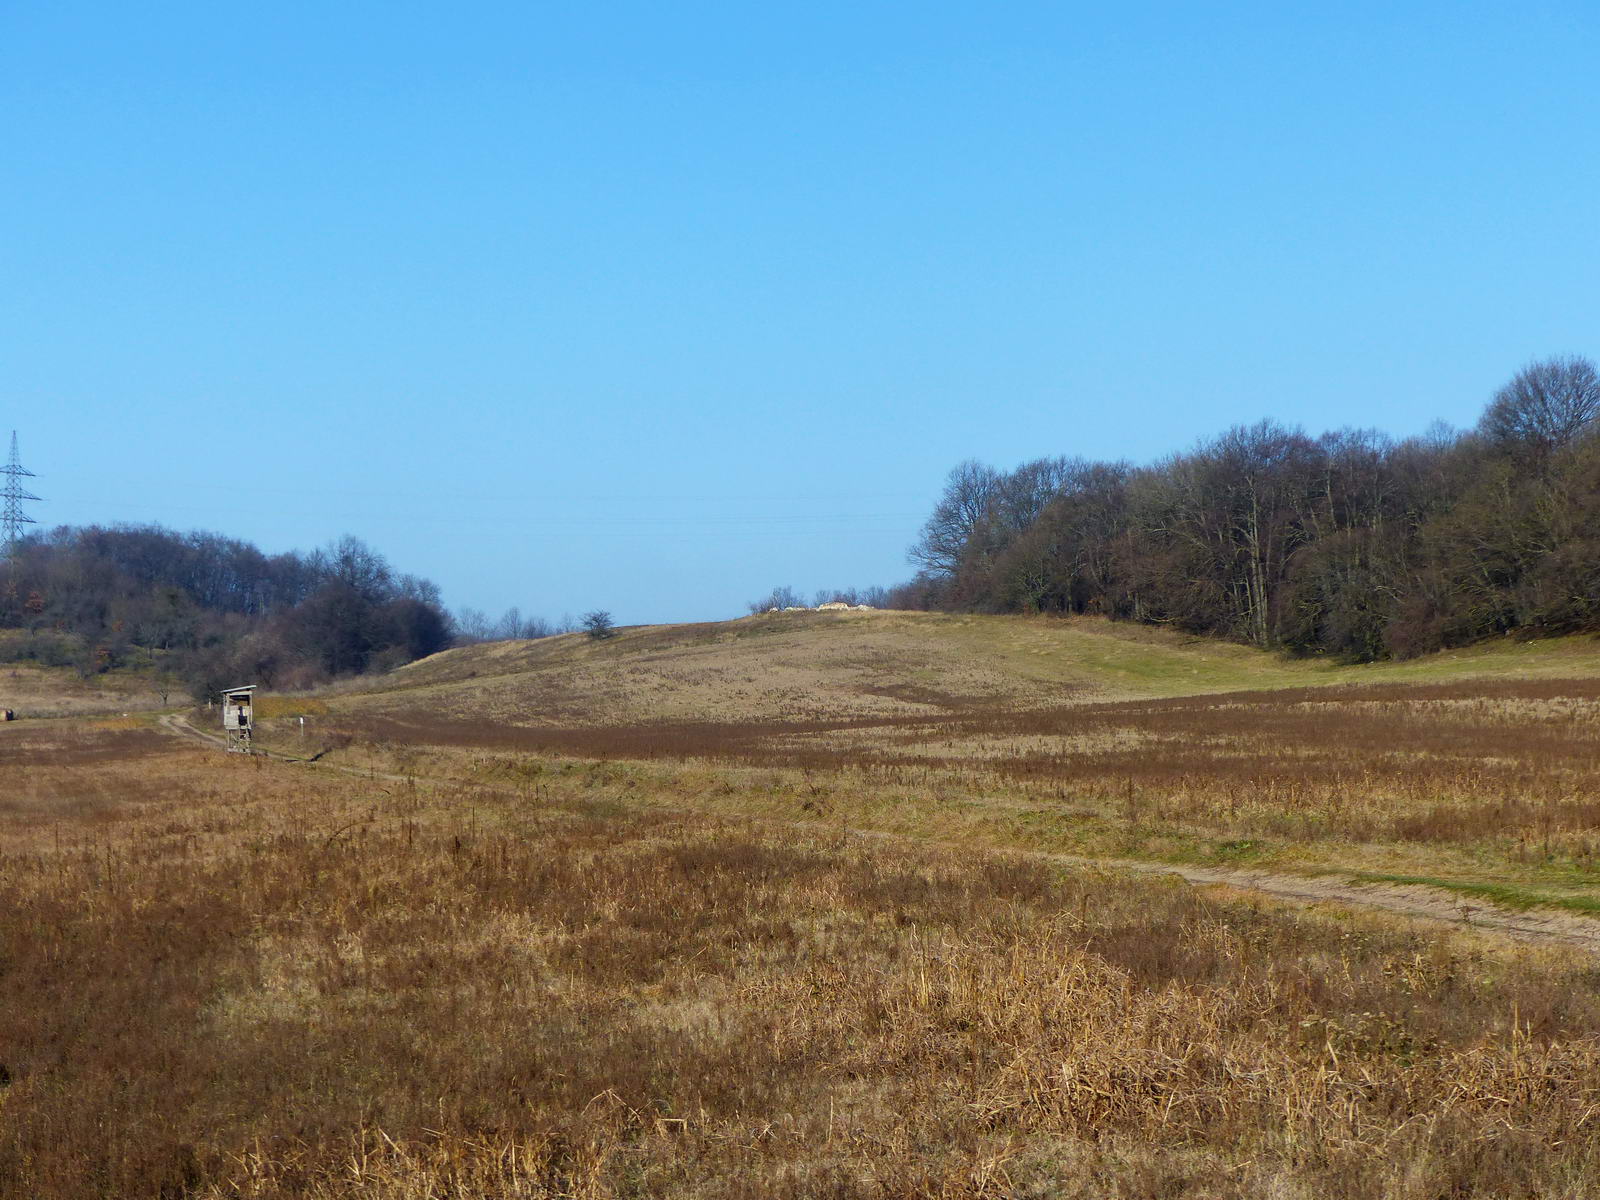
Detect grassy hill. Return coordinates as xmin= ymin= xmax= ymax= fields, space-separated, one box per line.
xmin=339 ymin=608 xmax=1600 ymax=728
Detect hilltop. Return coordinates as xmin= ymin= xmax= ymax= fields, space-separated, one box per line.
xmin=336 ymin=607 xmax=1600 ymax=728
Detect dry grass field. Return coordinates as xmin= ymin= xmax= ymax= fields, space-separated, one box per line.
xmin=0 ymin=659 xmax=166 ymax=718
xmin=7 ymin=722 xmax=1600 ymax=1198
xmin=352 ymin=610 xmax=1600 ymax=725
xmin=11 ymin=613 xmax=1600 ymax=1197
xmin=315 ymin=613 xmax=1600 ymax=916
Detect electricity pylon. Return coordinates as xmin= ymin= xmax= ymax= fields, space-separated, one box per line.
xmin=1 ymin=431 xmax=40 ymax=560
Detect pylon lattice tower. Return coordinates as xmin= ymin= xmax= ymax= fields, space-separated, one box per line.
xmin=2 ymin=431 xmax=41 ymax=560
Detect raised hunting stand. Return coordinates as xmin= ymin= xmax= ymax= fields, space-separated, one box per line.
xmin=221 ymin=685 xmax=256 ymax=753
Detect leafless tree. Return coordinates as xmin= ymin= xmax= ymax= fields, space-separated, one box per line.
xmin=747 ymin=585 xmax=805 ymax=613
xmin=453 ymin=607 xmax=493 ymax=643
xmin=1479 ymin=356 xmax=1600 ymax=460
xmin=468 ymin=608 xmax=554 ymax=640
xmin=992 ymin=457 xmax=1075 ymax=534
xmin=909 ymin=460 xmax=1002 ymax=576
xmin=316 ymin=535 xmax=392 ymax=601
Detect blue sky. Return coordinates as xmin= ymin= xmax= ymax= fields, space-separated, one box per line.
xmin=4 ymin=2 xmax=1597 ymax=624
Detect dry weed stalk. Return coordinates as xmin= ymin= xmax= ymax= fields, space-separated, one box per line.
xmin=5 ymin=726 xmax=1600 ymax=1196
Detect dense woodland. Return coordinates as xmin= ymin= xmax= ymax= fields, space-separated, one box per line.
xmin=0 ymin=529 xmax=450 ymax=697
xmin=899 ymin=356 xmax=1600 ymax=660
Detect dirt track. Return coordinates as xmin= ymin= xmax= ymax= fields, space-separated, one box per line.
xmin=158 ymin=713 xmax=1600 ymax=954
xmin=1090 ymin=857 xmax=1600 ymax=953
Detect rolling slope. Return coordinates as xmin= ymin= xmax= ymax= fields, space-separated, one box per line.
xmin=336 ymin=607 xmax=1600 ymax=728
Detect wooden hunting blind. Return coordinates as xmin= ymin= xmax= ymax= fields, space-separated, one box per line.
xmin=221 ymin=685 xmax=256 ymax=753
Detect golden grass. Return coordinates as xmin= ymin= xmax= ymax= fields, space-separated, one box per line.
xmin=252 ymin=695 xmax=330 ymax=719
xmin=314 ymin=679 xmax=1600 ymax=902
xmin=346 ymin=611 xmax=1600 ymax=732
xmin=7 ymin=727 xmax=1600 ymax=1197
xmin=0 ymin=660 xmax=165 ymax=718
xmin=15 ymin=617 xmax=1600 ymax=1196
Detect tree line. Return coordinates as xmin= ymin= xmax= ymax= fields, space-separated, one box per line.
xmin=900 ymin=356 xmax=1600 ymax=659
xmin=0 ymin=526 xmax=451 ymax=697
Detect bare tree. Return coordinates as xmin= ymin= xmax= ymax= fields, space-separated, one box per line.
xmin=495 ymin=606 xmax=524 ymax=640
xmin=747 ymin=585 xmax=805 ymax=613
xmin=909 ymin=460 xmax=1001 ymax=576
xmin=318 ymin=535 xmax=393 ymax=600
xmin=993 ymin=457 xmax=1075 ymax=534
xmin=1479 ymin=356 xmax=1600 ymax=460
xmin=459 ymin=607 xmax=556 ymax=640
xmin=453 ymin=607 xmax=493 ymax=643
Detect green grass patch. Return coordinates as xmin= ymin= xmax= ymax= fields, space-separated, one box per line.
xmin=1341 ymin=870 xmax=1600 ymax=917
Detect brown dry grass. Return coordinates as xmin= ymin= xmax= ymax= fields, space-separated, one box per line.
xmin=311 ymin=615 xmax=1600 ymax=897
xmin=0 ymin=660 xmax=165 ymax=717
xmin=16 ymin=617 xmax=1600 ymax=1196
xmin=7 ymin=726 xmax=1600 ymax=1197
xmin=351 ymin=610 xmax=1600 ymax=729
xmin=315 ymin=671 xmax=1600 ymax=901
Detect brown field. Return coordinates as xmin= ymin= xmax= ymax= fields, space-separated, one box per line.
xmin=10 ymin=613 xmax=1600 ymax=1196
xmin=354 ymin=610 xmax=1600 ymax=724
xmin=303 ymin=616 xmax=1600 ymax=915
xmin=0 ymin=659 xmax=166 ymax=718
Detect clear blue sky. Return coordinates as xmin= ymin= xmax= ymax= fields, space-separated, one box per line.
xmin=4 ymin=2 xmax=1597 ymax=624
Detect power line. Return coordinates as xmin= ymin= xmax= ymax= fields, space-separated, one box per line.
xmin=2 ymin=431 xmax=41 ymax=560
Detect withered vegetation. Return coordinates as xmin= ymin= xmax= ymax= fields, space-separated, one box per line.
xmin=321 ymin=670 xmax=1600 ymax=898
xmin=6 ymin=721 xmax=1600 ymax=1197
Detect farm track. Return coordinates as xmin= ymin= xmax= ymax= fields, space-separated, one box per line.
xmin=157 ymin=713 xmax=1600 ymax=954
